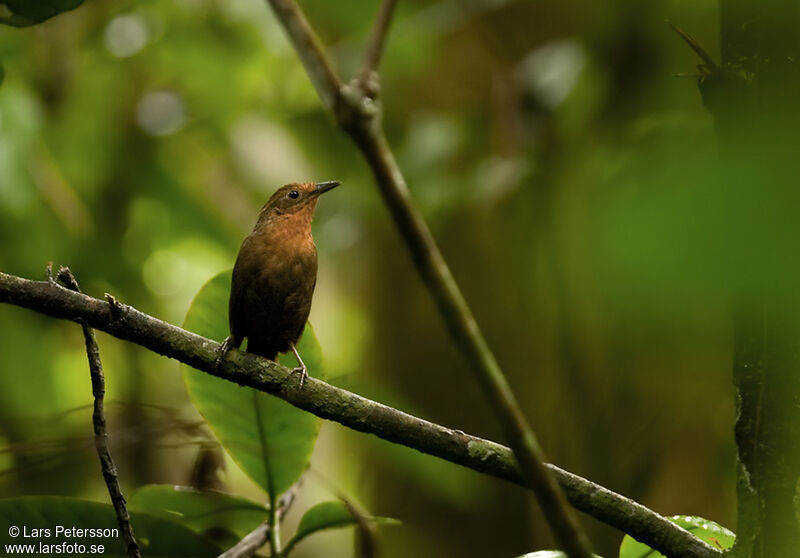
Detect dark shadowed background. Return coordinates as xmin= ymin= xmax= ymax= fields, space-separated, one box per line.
xmin=0 ymin=1 xmax=738 ymax=556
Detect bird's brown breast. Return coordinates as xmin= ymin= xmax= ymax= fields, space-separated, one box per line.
xmin=229 ymin=213 xmax=318 ymax=359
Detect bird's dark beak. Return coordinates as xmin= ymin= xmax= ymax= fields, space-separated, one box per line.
xmin=313 ymin=180 xmax=340 ymax=196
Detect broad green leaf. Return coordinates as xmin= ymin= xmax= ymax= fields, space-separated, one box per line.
xmin=0 ymin=496 xmax=220 ymax=557
xmin=128 ymin=484 xmax=268 ymax=540
xmin=619 ymin=515 xmax=735 ymax=558
xmin=182 ymin=270 xmax=323 ymax=498
xmin=283 ymin=501 xmax=400 ymax=556
xmin=0 ymin=0 xmax=84 ymax=27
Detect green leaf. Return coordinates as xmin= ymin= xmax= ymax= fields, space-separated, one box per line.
xmin=128 ymin=484 xmax=268 ymax=540
xmin=0 ymin=496 xmax=221 ymax=557
xmin=283 ymin=501 xmax=399 ymax=556
xmin=182 ymin=270 xmax=323 ymax=498
xmin=619 ymin=515 xmax=735 ymax=558
xmin=0 ymin=0 xmax=84 ymax=27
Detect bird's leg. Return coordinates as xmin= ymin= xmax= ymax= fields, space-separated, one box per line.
xmin=215 ymin=335 xmax=239 ymax=373
xmin=289 ymin=342 xmax=308 ymax=388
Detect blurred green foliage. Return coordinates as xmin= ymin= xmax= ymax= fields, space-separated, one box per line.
xmin=0 ymin=0 xmax=749 ymax=556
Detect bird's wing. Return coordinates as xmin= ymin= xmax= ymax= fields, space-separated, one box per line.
xmin=228 ymin=237 xmax=257 ymax=339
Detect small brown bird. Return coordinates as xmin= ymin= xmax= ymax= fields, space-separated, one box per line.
xmin=216 ymin=181 xmax=340 ymax=386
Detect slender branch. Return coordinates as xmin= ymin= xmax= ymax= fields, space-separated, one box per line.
xmin=263 ymin=1 xmax=593 ymax=556
xmin=0 ymin=270 xmax=721 ymax=558
xmin=52 ymin=266 xmax=140 ymax=558
xmin=218 ymin=524 xmax=270 ymax=558
xmin=218 ymin=486 xmax=298 ymax=558
xmin=264 ymin=0 xmax=343 ymax=111
xmin=359 ymin=0 xmax=398 ymax=87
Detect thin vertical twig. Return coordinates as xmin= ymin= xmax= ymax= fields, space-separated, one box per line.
xmin=261 ymin=2 xmax=594 ymax=556
xmin=54 ymin=266 xmax=140 ymax=558
xmin=359 ymin=0 xmax=398 ymax=88
xmin=252 ymin=393 xmax=281 ymax=556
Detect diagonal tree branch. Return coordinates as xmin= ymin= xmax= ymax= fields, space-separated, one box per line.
xmin=263 ymin=1 xmax=593 ymax=555
xmin=218 ymin=523 xmax=270 ymax=558
xmin=218 ymin=486 xmax=298 ymax=558
xmin=265 ymin=0 xmax=342 ymax=111
xmin=0 ymin=269 xmax=720 ymax=558
xmin=51 ymin=266 xmax=141 ymax=558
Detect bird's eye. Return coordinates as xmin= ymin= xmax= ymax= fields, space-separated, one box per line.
xmin=288 ymin=190 xmax=300 ymax=199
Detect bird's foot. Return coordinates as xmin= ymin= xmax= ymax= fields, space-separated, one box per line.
xmin=290 ymin=365 xmax=308 ymax=388
xmin=215 ymin=336 xmax=234 ymax=373
xmin=289 ymin=342 xmax=308 ymax=388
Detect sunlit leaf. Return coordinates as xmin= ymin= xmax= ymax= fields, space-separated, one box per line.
xmin=0 ymin=0 xmax=84 ymax=27
xmin=0 ymin=496 xmax=220 ymax=557
xmin=618 ymin=515 xmax=735 ymax=558
xmin=283 ymin=501 xmax=399 ymax=556
xmin=128 ymin=484 xmax=268 ymax=540
xmin=182 ymin=270 xmax=323 ymax=498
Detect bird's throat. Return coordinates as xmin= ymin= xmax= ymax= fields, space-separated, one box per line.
xmin=260 ymin=209 xmax=316 ymax=254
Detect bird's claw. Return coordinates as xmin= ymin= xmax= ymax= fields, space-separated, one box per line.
xmin=290 ymin=366 xmax=308 ymax=388
xmin=215 ymin=336 xmax=233 ymax=373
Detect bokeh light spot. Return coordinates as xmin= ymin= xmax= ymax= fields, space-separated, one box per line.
xmin=104 ymin=14 xmax=149 ymax=58
xmin=136 ymin=90 xmax=186 ymax=136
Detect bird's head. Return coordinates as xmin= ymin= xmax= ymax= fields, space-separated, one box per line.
xmin=256 ymin=181 xmax=340 ymax=226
